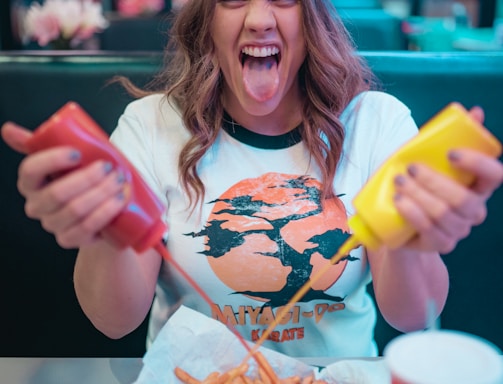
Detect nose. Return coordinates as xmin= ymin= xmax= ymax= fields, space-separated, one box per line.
xmin=244 ymin=1 xmax=277 ymax=34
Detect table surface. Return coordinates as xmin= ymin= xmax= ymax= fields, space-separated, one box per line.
xmin=0 ymin=358 xmax=144 ymax=384
xmin=2 ymin=356 xmax=502 ymax=384
xmin=0 ymin=357 xmax=383 ymax=384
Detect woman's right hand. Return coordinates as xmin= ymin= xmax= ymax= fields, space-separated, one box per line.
xmin=1 ymin=122 xmax=128 ymax=249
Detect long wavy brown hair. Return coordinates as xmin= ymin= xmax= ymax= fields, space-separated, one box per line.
xmin=119 ymin=0 xmax=377 ymax=210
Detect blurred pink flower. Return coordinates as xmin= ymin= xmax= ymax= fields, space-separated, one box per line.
xmin=116 ymin=0 xmax=165 ymax=17
xmin=24 ymin=0 xmax=109 ymax=48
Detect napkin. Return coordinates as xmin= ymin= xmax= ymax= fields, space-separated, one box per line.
xmin=134 ymin=306 xmax=390 ymax=384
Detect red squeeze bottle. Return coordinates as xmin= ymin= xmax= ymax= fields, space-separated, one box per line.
xmin=26 ymin=102 xmax=167 ymax=253
xmin=24 ymin=103 xmax=266 ymax=371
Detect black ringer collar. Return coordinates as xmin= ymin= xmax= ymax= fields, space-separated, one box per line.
xmin=222 ymin=111 xmax=302 ymax=150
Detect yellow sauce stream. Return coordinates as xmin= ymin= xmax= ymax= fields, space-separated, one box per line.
xmin=242 ymin=234 xmax=362 ymax=364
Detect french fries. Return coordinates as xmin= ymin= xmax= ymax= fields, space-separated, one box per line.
xmin=162 ymin=232 xmax=353 ymax=383
xmin=174 ymin=352 xmax=329 ymax=384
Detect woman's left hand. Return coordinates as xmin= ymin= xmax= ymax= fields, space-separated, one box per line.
xmin=393 ymin=107 xmax=503 ymax=254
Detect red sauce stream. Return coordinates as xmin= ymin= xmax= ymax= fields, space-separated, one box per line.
xmin=153 ymin=242 xmax=274 ymax=381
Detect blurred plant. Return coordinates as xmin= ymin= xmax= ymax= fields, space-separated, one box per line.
xmin=116 ymin=0 xmax=165 ymax=17
xmin=23 ymin=0 xmax=109 ymax=49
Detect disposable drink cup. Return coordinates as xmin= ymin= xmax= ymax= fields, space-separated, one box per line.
xmin=384 ymin=330 xmax=503 ymax=384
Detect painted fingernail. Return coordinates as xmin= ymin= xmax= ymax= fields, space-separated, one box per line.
xmin=448 ymin=150 xmax=461 ymax=162
xmin=103 ymin=162 xmax=113 ymax=174
xmin=117 ymin=170 xmax=126 ymax=184
xmin=116 ymin=190 xmax=125 ymax=201
xmin=394 ymin=175 xmax=406 ymax=186
xmin=69 ymin=150 xmax=81 ymax=162
xmin=407 ymin=164 xmax=418 ymax=177
xmin=393 ymin=193 xmax=402 ymax=201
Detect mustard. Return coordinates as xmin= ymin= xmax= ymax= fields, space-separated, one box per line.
xmin=346 ymin=103 xmax=502 ymax=251
xmin=242 ymin=103 xmax=502 ymax=362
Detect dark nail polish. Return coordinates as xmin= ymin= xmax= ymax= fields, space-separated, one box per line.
xmin=407 ymin=165 xmax=418 ymax=177
xmin=448 ymin=150 xmax=461 ymax=162
xmin=104 ymin=162 xmax=113 ymax=174
xmin=117 ymin=170 xmax=126 ymax=184
xmin=116 ymin=191 xmax=125 ymax=201
xmin=69 ymin=150 xmax=81 ymax=162
xmin=394 ymin=175 xmax=406 ymax=186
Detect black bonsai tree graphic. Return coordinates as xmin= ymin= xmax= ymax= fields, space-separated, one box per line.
xmin=185 ymin=175 xmax=358 ymax=307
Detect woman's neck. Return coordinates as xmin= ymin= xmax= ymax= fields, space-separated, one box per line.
xmin=222 ymin=88 xmax=304 ymax=136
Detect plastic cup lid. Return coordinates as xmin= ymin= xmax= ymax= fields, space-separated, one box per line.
xmin=384 ymin=330 xmax=503 ymax=384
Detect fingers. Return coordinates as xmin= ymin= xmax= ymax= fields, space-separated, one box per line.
xmin=40 ymin=166 xmax=125 ymax=231
xmin=448 ymin=149 xmax=503 ymax=197
xmin=31 ymin=164 xmax=128 ymax=249
xmin=24 ymin=160 xmax=117 ymax=216
xmin=403 ymin=163 xmax=486 ymax=223
xmin=467 ymin=105 xmax=485 ymax=124
xmin=394 ymin=175 xmax=472 ymax=238
xmin=393 ymin=150 xmax=502 ymax=253
xmin=1 ymin=121 xmax=33 ymax=154
xmin=393 ymin=178 xmax=466 ymax=254
xmin=15 ymin=144 xmax=131 ymax=249
xmin=53 ymin=191 xmax=127 ymax=249
xmin=40 ymin=172 xmax=127 ymax=249
xmin=17 ymin=146 xmax=82 ymax=196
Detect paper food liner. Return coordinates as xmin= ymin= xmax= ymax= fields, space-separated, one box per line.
xmin=134 ymin=306 xmax=390 ymax=384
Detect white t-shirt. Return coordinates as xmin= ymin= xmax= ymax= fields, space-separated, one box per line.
xmin=110 ymin=90 xmax=418 ymax=358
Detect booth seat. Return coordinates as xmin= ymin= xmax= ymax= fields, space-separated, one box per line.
xmin=0 ymin=51 xmax=502 ymax=357
xmin=337 ymin=8 xmax=407 ymax=50
xmin=99 ymin=13 xmax=172 ymax=52
xmin=330 ymin=0 xmax=381 ymax=8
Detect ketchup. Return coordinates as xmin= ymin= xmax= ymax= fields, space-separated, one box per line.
xmin=26 ymin=102 xmax=167 ymax=253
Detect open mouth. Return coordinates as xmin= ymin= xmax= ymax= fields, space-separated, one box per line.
xmin=240 ymin=46 xmax=281 ymax=66
xmin=239 ymin=45 xmax=281 ymax=101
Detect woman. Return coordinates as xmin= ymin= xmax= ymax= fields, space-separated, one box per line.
xmin=2 ymin=0 xmax=502 ymax=358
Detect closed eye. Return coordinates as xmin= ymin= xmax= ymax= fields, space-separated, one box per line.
xmin=218 ymin=0 xmax=247 ymax=8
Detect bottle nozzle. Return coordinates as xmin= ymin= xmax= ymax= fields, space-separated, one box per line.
xmin=347 ymin=215 xmax=381 ymax=251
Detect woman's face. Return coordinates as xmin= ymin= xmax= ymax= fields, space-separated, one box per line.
xmin=211 ymin=0 xmax=307 ymax=122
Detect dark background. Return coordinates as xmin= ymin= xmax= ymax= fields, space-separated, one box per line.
xmin=0 ymin=0 xmax=502 ymax=359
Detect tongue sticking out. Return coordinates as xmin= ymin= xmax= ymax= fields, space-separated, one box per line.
xmin=243 ymin=56 xmax=279 ymax=102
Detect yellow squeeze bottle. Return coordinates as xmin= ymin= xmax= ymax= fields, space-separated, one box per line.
xmin=344 ymin=102 xmax=502 ymax=252
xmin=245 ymin=103 xmax=502 ymax=360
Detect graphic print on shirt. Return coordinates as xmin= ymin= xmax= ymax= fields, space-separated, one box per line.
xmin=185 ymin=172 xmax=359 ymax=343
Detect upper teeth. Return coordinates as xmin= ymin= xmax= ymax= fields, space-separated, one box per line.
xmin=242 ymin=46 xmax=279 ymax=58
